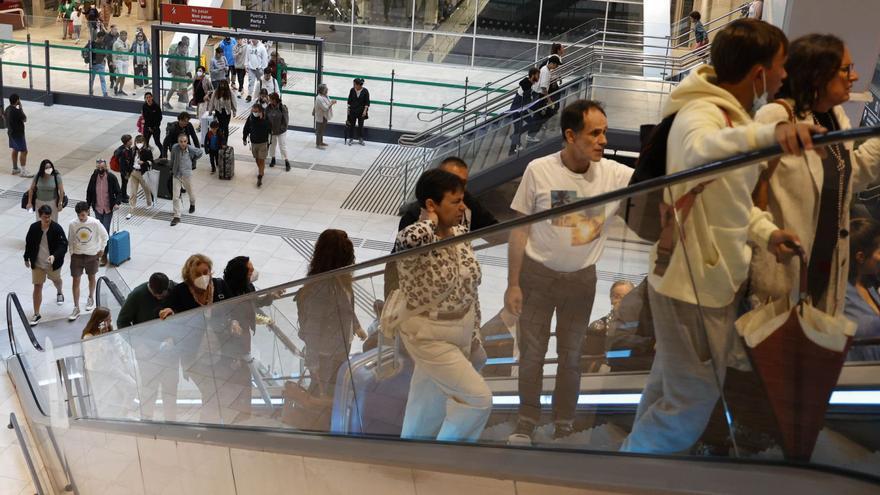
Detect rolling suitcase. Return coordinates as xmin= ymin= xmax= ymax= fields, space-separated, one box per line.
xmin=152 ymin=158 xmax=173 ymax=200
xmin=218 ymin=146 xmax=235 ymax=180
xmin=107 ymin=217 xmax=131 ymax=266
xmin=331 ymin=332 xmax=413 ymax=436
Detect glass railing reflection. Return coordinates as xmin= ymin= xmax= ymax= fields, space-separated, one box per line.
xmin=15 ymin=127 xmax=880 ymax=481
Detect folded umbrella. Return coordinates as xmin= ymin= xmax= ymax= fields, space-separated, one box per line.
xmin=735 ymin=253 xmax=855 ymax=461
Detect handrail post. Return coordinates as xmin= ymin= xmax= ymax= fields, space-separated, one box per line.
xmin=484 ymin=83 xmax=489 ymax=124
xmin=388 ymin=69 xmax=394 ymax=130
xmin=43 ymin=40 xmax=51 ymax=106
xmin=462 ymin=76 xmax=468 ymax=137
xmin=26 ymin=33 xmax=32 ymax=90
xmin=7 ymin=414 xmax=45 ymax=495
xmin=0 ymin=56 xmax=5 ymax=106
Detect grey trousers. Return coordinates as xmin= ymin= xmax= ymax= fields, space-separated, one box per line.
xmin=621 ymin=284 xmax=745 ymax=454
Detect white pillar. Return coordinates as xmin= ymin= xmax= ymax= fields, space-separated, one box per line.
xmin=643 ymin=0 xmax=671 ymax=78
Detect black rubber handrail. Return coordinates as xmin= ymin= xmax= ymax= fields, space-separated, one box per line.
xmin=129 ymin=126 xmax=880 ymax=331
xmin=95 ymin=276 xmax=126 ymax=309
xmin=6 ymin=292 xmax=42 ymax=354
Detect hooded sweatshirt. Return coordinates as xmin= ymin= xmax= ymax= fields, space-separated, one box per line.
xmin=647 ymin=65 xmax=786 ymax=308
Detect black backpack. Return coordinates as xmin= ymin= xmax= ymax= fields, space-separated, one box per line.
xmin=625 ymin=112 xmax=677 ymax=242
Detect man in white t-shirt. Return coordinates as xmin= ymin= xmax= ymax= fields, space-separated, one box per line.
xmin=526 ymin=55 xmax=561 ymax=143
xmin=505 ymin=100 xmax=634 ymax=444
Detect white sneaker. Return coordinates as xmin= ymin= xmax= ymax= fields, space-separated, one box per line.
xmin=20 ymin=168 xmax=34 ymax=178
xmin=29 ymin=314 xmax=41 ymax=326
xmin=68 ymin=307 xmax=81 ymax=321
xmin=526 ymin=136 xmax=541 ymax=143
xmin=125 ymin=213 xmax=132 ymax=220
xmin=85 ymin=297 xmax=95 ymax=312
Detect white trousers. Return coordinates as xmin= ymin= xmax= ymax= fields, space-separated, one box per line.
xmin=399 ymin=307 xmax=492 ymax=442
xmin=269 ymin=133 xmax=288 ymax=160
xmin=621 ymin=284 xmax=743 ymax=454
xmin=171 ymin=175 xmax=195 ymax=219
xmin=247 ymin=68 xmax=262 ymax=95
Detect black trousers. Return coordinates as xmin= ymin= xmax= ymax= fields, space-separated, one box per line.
xmin=345 ymin=112 xmax=365 ymax=141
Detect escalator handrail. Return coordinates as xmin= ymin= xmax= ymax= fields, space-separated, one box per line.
xmin=95 ymin=276 xmax=126 ymax=309
xmin=74 ymin=127 xmax=880 ymax=336
xmin=6 ymin=291 xmax=43 ymax=354
xmin=404 ymin=40 xmax=701 ymax=146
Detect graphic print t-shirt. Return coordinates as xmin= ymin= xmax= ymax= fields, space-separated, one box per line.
xmin=510 ymin=152 xmax=633 ymax=272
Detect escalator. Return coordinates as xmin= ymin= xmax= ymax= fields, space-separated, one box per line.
xmin=6 ymin=129 xmax=880 ymax=493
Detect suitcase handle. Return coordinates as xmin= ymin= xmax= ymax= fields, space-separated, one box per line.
xmin=376 ymin=329 xmax=400 ymax=378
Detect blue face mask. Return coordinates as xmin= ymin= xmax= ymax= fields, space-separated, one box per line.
xmin=751 ymin=70 xmax=769 ymax=115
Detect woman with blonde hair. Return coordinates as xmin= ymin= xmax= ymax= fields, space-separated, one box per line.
xmin=159 ymin=253 xmax=223 ymax=319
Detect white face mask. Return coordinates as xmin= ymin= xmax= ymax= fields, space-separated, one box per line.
xmin=135 ymin=143 xmax=144 ymax=149
xmin=252 ymin=112 xmax=261 ymax=117
xmin=250 ymin=269 xmax=259 ymax=283
xmin=193 ymin=274 xmax=211 ymax=290
xmin=751 ymin=70 xmax=769 ymax=114
xmin=197 ymin=70 xmax=204 ymax=77
xmin=44 ymin=168 xmax=53 ymax=175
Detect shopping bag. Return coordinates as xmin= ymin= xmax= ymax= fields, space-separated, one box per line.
xmin=143 ymin=169 xmax=160 ymax=202
xmin=735 ymin=254 xmax=855 ymax=460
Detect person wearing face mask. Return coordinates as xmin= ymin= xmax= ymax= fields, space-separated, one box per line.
xmin=844 ymin=218 xmax=880 ymax=361
xmin=253 ymin=67 xmax=279 ymax=102
xmin=192 ymin=66 xmax=213 ymax=143
xmin=242 ymin=103 xmax=271 ymax=188
xmin=751 ymin=34 xmax=880 ymax=314
xmin=126 ymin=134 xmax=154 ymax=218
xmin=621 ymin=19 xmax=827 ymax=455
xmin=112 ymin=30 xmax=130 ymax=96
xmin=25 ymin=159 xmax=65 ymax=222
xmin=86 ymin=158 xmax=121 ymax=266
xmin=129 ymin=30 xmax=150 ymax=91
xmin=159 ymin=254 xmax=222 ymax=319
xmin=141 ymin=92 xmax=163 ymax=155
xmin=208 ymin=80 xmax=236 ymax=140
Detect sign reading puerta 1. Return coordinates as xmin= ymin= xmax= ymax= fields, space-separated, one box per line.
xmin=161 ymin=4 xmax=317 ymax=37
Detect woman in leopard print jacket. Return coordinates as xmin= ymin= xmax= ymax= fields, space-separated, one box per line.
xmin=393 ymin=169 xmax=491 ymax=442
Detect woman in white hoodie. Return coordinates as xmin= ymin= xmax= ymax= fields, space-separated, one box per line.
xmin=752 ymin=34 xmax=880 ymax=317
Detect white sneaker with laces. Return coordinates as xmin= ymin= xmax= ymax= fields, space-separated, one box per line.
xmin=29 ymin=314 xmax=41 ymax=326
xmin=126 ymin=213 xmax=132 ymax=220
xmin=85 ymin=297 xmax=95 ymax=312
xmin=68 ymin=307 xmax=81 ymax=321
xmin=20 ymin=168 xmax=34 ymax=178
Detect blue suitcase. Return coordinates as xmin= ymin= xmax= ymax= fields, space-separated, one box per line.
xmin=108 ymin=230 xmax=131 ymax=266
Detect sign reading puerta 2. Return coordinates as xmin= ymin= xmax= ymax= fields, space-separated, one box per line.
xmin=161 ymin=4 xmax=317 ymax=36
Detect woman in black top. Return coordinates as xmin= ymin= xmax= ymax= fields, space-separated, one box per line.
xmin=158 ymin=253 xmax=228 ymax=422
xmin=141 ymin=92 xmax=164 ymax=155
xmin=345 ymin=78 xmax=370 ymax=146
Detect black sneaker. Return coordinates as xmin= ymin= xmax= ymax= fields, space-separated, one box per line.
xmin=257 ymin=175 xmax=263 ymax=188
xmin=29 ymin=314 xmax=41 ymax=326
xmin=508 ymin=419 xmax=536 ymax=446
xmin=269 ymin=157 xmax=276 ymax=168
xmin=170 ymin=217 xmax=180 ymax=226
xmin=56 ymin=293 xmax=65 ymax=305
xmin=285 ymin=160 xmax=290 ymax=172
xmin=188 ymin=204 xmax=195 ymax=214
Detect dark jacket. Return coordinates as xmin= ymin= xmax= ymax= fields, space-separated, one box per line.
xmin=5 ymin=104 xmax=25 ymax=137
xmin=135 ymin=146 xmax=154 ymax=172
xmin=243 ymin=115 xmax=271 ymax=144
xmin=114 ymin=144 xmax=136 ymax=176
xmin=117 ymin=279 xmax=175 ymax=328
xmin=163 ymin=121 xmax=199 ymax=150
xmin=142 ymin=101 xmax=163 ymax=129
xmin=347 ymin=87 xmax=370 ymax=116
xmin=163 ymin=278 xmax=226 ymax=314
xmin=265 ymin=104 xmax=289 ymax=135
xmin=397 ymin=191 xmax=498 ymax=238
xmin=24 ymin=221 xmax=68 ymax=271
xmin=85 ymin=40 xmax=107 ymax=66
xmin=86 ymin=170 xmax=122 ymax=210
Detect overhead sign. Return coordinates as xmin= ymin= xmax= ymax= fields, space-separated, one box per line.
xmin=229 ymin=10 xmax=316 ymax=36
xmin=161 ymin=4 xmax=229 ymax=28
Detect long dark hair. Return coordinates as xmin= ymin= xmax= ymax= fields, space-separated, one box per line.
xmin=223 ymin=255 xmax=252 ymax=297
xmin=308 ymin=229 xmax=355 ymax=276
xmin=849 ymin=218 xmax=880 ymax=282
xmin=215 ymin=79 xmax=232 ymax=100
xmin=36 ymin=159 xmax=58 ymax=179
xmin=81 ymin=307 xmax=112 ymax=338
xmin=777 ymin=34 xmax=845 ymax=119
